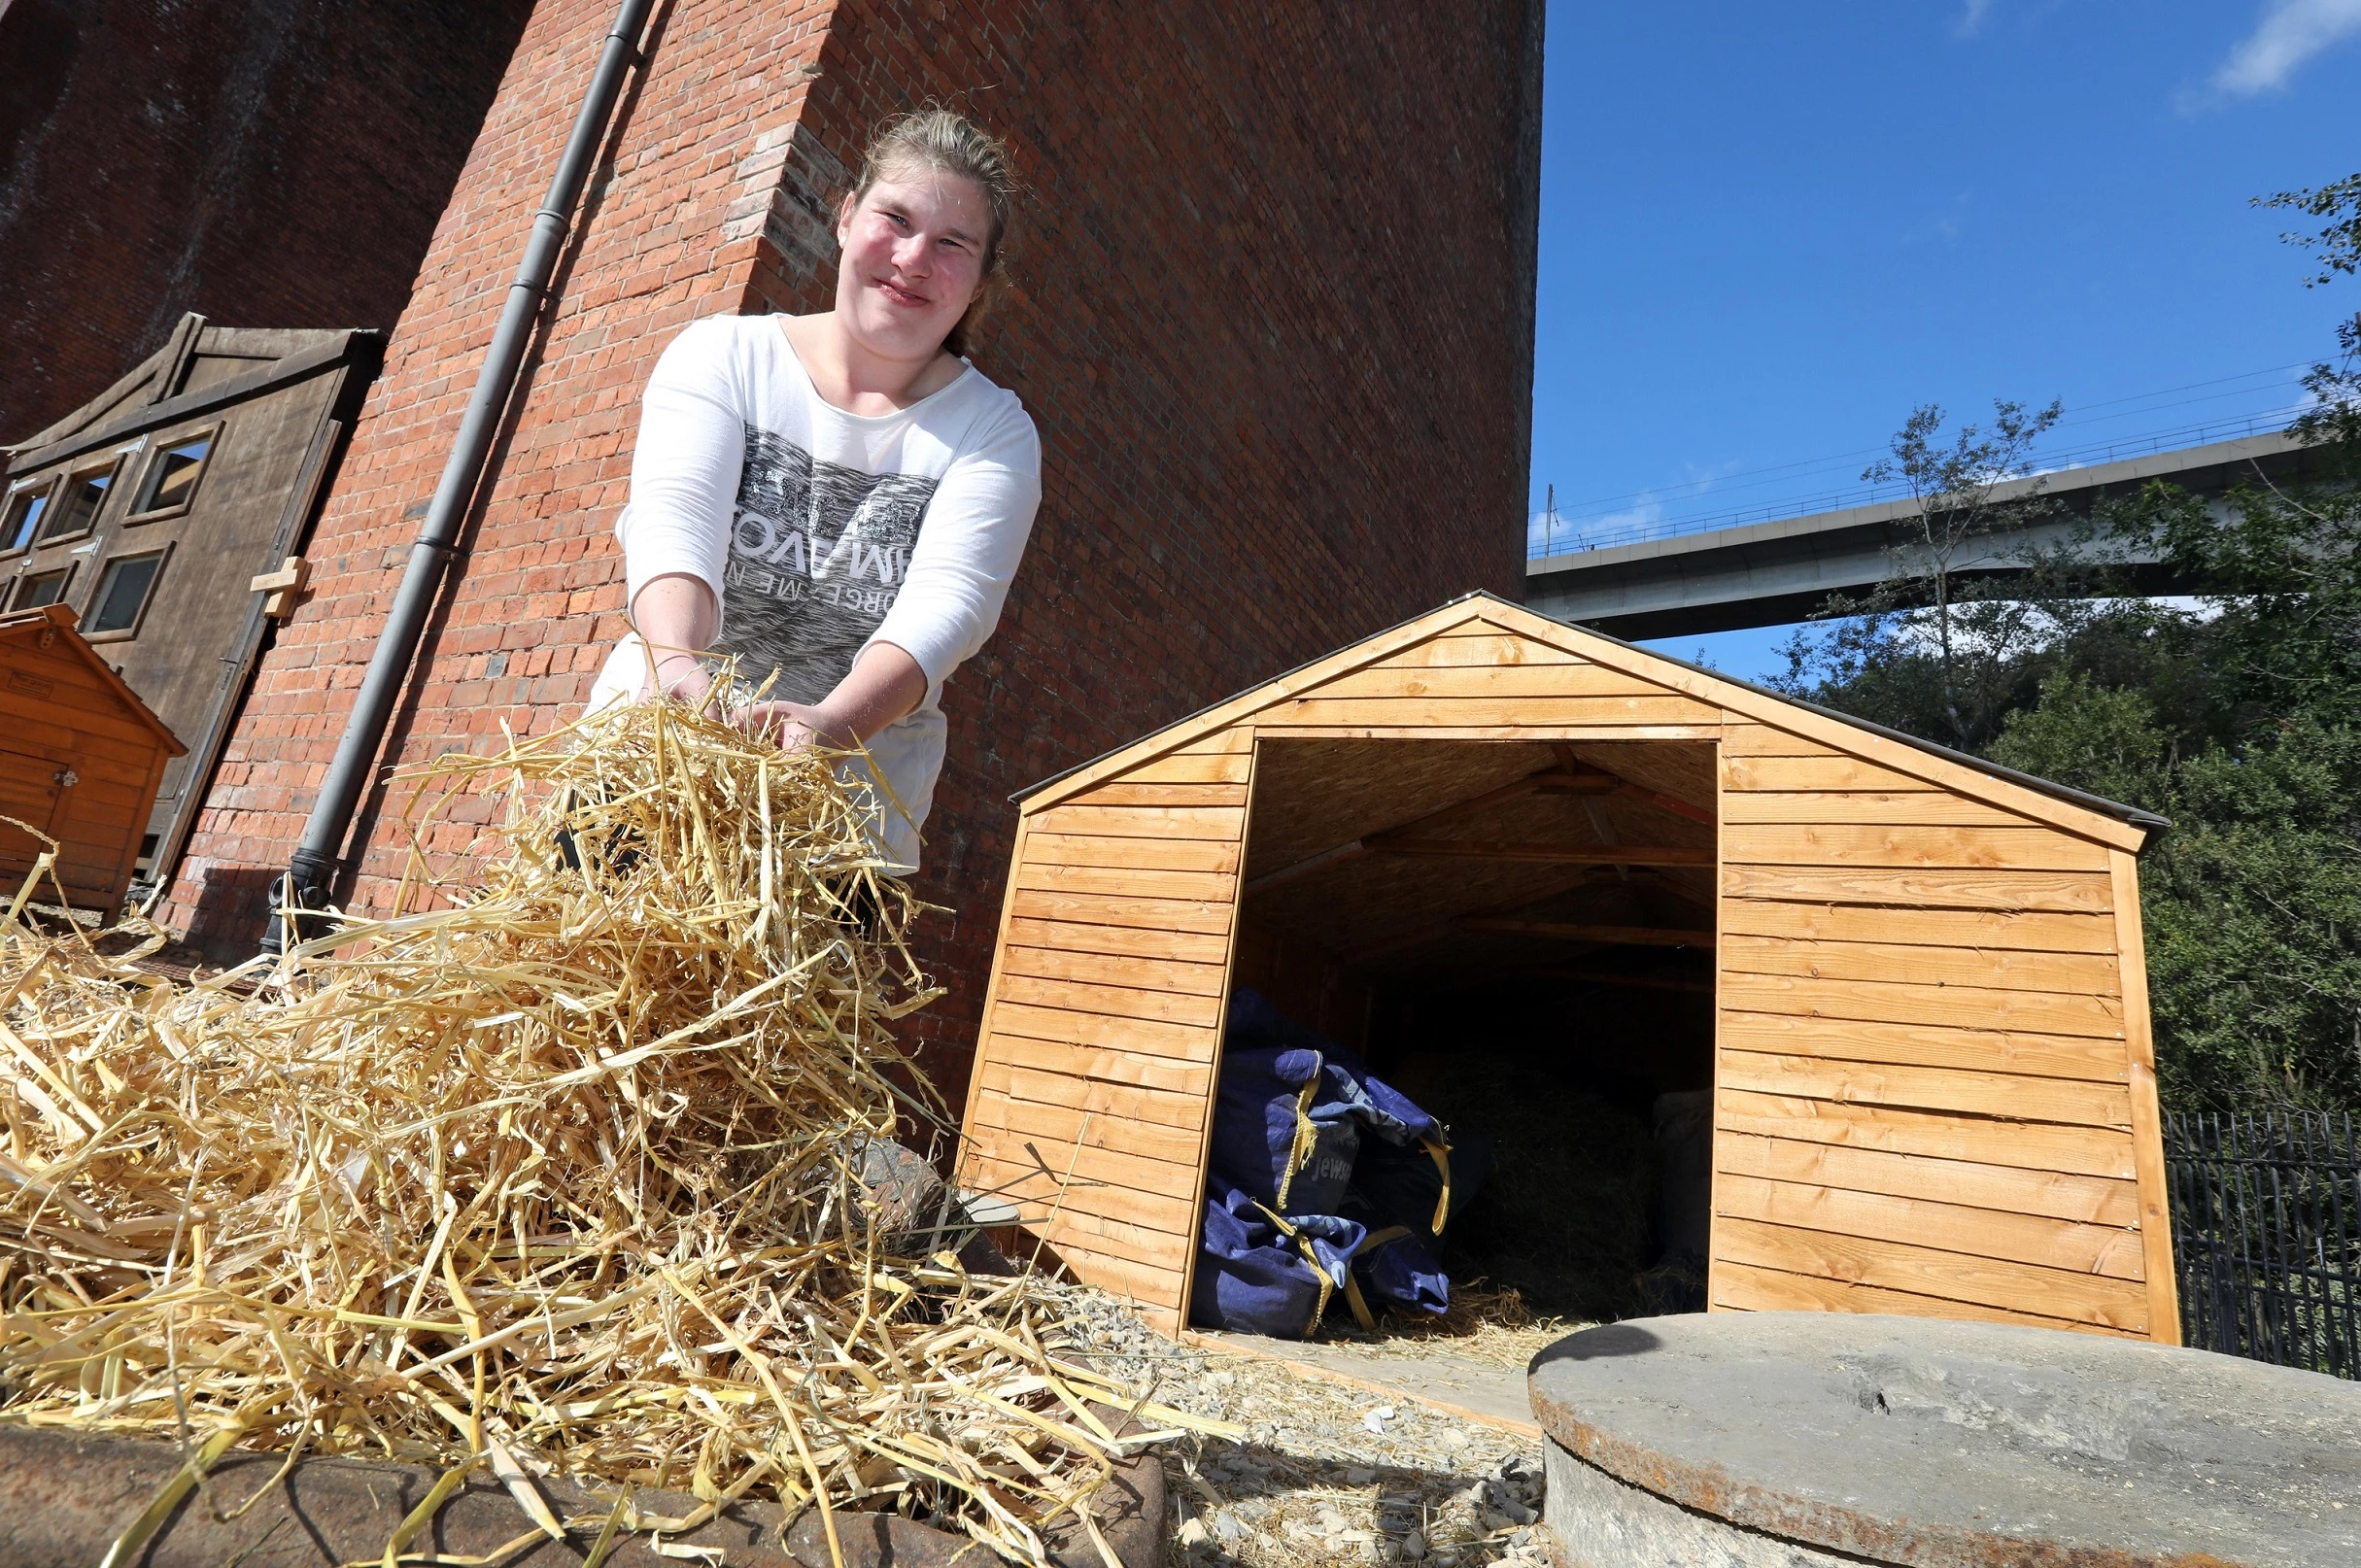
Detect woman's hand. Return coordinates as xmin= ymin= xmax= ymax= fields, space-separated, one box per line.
xmin=646 ymin=649 xmax=716 ymax=705
xmin=731 ymin=699 xmax=853 ymax=752
xmin=736 ymin=644 xmax=927 ymax=755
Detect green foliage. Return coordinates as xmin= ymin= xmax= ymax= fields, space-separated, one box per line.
xmin=2256 ymin=172 xmax=2361 ymax=289
xmin=1984 ymin=669 xmax=2172 ymax=809
xmin=2139 ymin=716 xmax=2361 ymax=1111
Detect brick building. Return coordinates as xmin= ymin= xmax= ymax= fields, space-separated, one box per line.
xmin=147 ymin=0 xmax=1545 ymax=1108
xmin=0 ymin=0 xmax=532 ymax=442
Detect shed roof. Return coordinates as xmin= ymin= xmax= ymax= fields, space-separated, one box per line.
xmin=1013 ymin=592 xmax=2166 ymax=848
xmin=0 ymin=604 xmax=187 ymax=755
xmin=5 ymin=316 xmax=379 ymax=470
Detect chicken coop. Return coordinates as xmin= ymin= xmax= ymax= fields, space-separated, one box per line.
xmin=0 ymin=603 xmax=185 ymax=914
xmin=955 ymin=594 xmax=2179 ymax=1342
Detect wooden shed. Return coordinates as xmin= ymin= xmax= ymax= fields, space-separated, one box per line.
xmin=955 ymin=594 xmax=2180 ymax=1343
xmin=0 ymin=604 xmax=186 ymax=914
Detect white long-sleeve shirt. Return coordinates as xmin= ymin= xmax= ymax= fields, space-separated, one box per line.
xmin=588 ymin=315 xmax=1042 ymax=871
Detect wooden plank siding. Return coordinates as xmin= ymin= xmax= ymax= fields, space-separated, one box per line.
xmin=0 ymin=609 xmax=183 ymax=910
xmin=958 ymin=597 xmax=2172 ymax=1343
xmin=1714 ymin=716 xmax=2170 ymax=1341
xmin=958 ymin=746 xmax=1259 ymax=1337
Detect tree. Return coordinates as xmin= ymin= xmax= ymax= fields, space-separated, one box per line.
xmin=1988 ymin=473 xmax=2361 ymax=1110
xmin=1771 ymin=397 xmax=2073 ymax=751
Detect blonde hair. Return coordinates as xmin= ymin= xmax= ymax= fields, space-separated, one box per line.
xmin=848 ymin=109 xmax=1017 ymax=358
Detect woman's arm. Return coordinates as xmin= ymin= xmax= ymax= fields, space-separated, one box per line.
xmin=616 ymin=321 xmax=740 ymax=698
xmin=858 ymin=407 xmax=1042 ymax=702
xmin=632 ymin=571 xmax=720 ymax=700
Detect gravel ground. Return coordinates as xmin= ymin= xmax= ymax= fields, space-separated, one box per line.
xmin=1054 ymin=1289 xmax=1559 ymax=1568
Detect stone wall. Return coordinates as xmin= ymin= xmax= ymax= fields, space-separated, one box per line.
xmin=0 ymin=0 xmax=532 ymax=442
xmin=160 ymin=0 xmax=1544 ymax=1108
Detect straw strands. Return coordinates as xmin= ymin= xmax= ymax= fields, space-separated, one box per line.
xmin=0 ymin=699 xmax=1215 ymax=1565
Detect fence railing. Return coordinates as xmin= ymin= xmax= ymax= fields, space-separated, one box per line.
xmin=2165 ymin=1110 xmax=2359 ymax=1380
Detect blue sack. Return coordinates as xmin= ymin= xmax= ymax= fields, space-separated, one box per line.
xmin=1354 ymin=1127 xmax=1498 ymax=1245
xmin=1348 ymin=1221 xmax=1451 ymax=1317
xmin=1193 ymin=990 xmax=1484 ymax=1334
xmin=1209 ymin=991 xmax=1449 ymax=1216
xmin=1206 ymin=1043 xmax=1361 ymax=1215
xmin=1190 ymin=1175 xmax=1367 ymax=1337
xmin=1223 ymin=990 xmax=1444 ymax=1148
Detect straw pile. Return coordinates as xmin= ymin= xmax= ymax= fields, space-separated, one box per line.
xmin=0 ymin=699 xmax=1209 ymax=1566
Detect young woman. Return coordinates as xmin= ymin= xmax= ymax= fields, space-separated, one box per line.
xmin=586 ymin=110 xmax=1039 ymax=873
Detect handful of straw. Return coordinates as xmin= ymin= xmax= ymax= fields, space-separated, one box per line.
xmin=0 ymin=699 xmax=1204 ymax=1565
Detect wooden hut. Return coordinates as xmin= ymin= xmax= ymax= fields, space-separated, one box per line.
xmin=955 ymin=594 xmax=2179 ymax=1343
xmin=0 ymin=604 xmax=186 ymax=914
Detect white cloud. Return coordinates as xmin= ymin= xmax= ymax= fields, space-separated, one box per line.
xmin=2211 ymin=0 xmax=2361 ymax=97
xmin=1528 ymin=494 xmax=1665 ymax=557
xmin=1954 ymin=0 xmax=1998 ymax=39
xmin=1529 ymin=460 xmax=1744 ymax=557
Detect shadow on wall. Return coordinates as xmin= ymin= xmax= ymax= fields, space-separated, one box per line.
xmin=0 ymin=0 xmax=535 ymax=440
xmin=184 ymin=864 xmax=279 ymax=965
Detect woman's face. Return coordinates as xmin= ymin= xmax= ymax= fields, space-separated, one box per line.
xmin=835 ymin=165 xmax=991 ymax=360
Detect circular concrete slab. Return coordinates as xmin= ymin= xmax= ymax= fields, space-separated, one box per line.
xmin=1527 ymin=1313 xmax=2361 ymax=1567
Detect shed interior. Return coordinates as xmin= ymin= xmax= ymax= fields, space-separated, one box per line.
xmin=1224 ymin=736 xmax=1721 ymax=1327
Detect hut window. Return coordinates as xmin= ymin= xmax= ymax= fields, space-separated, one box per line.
xmin=13 ymin=567 xmax=72 ymax=611
xmin=87 ymin=550 xmax=166 ymax=635
xmin=128 ymin=430 xmax=215 ymax=519
xmin=39 ymin=461 xmax=118 ymax=543
xmin=0 ymin=485 xmax=48 ymax=554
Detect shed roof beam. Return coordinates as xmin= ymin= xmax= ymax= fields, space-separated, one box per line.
xmin=1241 ymin=766 xmax=1609 ymax=897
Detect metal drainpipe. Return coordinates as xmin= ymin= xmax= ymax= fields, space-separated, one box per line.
xmin=264 ymin=0 xmax=655 ymax=955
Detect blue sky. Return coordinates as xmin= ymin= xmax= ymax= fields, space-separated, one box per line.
xmin=1527 ymin=0 xmax=2361 ymax=680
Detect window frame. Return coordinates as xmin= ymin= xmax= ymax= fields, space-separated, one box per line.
xmin=35 ymin=455 xmax=125 ymax=547
xmin=11 ymin=563 xmax=75 ymax=613
xmin=82 ymin=542 xmax=173 ymax=642
xmin=0 ymin=477 xmax=57 ymax=560
xmin=123 ymin=421 xmax=222 ymax=525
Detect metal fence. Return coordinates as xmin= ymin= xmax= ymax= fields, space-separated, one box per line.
xmin=2166 ymin=1110 xmax=2360 ymax=1380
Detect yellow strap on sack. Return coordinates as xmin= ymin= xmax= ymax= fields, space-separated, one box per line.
xmin=1339 ymin=1226 xmax=1411 ymax=1332
xmin=1420 ymin=1136 xmax=1453 ymax=1236
xmin=1255 ymin=1200 xmax=1338 ymax=1338
xmin=1341 ymin=1269 xmax=1376 ymax=1331
xmin=1273 ymin=1053 xmax=1323 ymax=1210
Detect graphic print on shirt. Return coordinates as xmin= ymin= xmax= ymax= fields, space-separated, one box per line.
xmin=716 ymin=426 xmax=939 ymax=704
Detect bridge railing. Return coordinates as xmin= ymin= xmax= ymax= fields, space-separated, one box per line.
xmin=1529 ymin=412 xmax=2298 ymax=562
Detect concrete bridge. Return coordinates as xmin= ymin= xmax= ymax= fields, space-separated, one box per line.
xmin=1525 ymin=430 xmax=2324 ymax=640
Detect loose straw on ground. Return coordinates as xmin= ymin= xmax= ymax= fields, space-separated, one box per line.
xmin=0 ymin=697 xmax=1226 ymax=1566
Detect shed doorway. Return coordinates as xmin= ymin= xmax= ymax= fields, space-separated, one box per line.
xmin=1215 ymin=736 xmax=1719 ymax=1332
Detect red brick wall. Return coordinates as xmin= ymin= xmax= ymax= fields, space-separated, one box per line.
xmin=163 ymin=0 xmax=1544 ymax=1115
xmin=0 ymin=0 xmax=532 ymax=442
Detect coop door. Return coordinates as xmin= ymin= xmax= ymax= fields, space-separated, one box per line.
xmin=0 ymin=744 xmax=69 ymax=877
